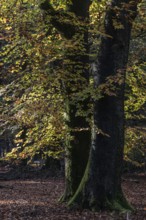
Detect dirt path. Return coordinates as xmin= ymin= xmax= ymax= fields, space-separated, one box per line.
xmin=0 ymin=174 xmax=145 ymax=219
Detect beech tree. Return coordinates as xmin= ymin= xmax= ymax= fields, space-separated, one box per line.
xmin=1 ymin=0 xmax=143 ymax=212
xmin=68 ymin=0 xmax=141 ymax=211
xmin=40 ymin=0 xmax=91 ymax=200
xmin=40 ymin=0 xmax=141 ymax=211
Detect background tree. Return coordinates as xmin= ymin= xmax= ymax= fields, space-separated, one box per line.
xmin=124 ymin=0 xmax=146 ymax=170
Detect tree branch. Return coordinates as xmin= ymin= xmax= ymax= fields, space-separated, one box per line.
xmin=40 ymin=0 xmax=76 ymax=39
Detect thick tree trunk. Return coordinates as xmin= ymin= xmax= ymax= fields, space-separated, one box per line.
xmin=40 ymin=0 xmax=91 ymax=200
xmin=68 ymin=0 xmax=139 ymax=211
xmin=62 ymin=0 xmax=91 ymax=200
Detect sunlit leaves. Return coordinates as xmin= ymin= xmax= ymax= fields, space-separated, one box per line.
xmin=1 ymin=0 xmax=146 ymax=165
xmin=0 ymin=0 xmax=66 ymax=160
xmin=124 ymin=127 xmax=146 ymax=167
xmin=125 ymin=65 xmax=146 ymax=119
xmin=124 ymin=1 xmax=146 ymax=167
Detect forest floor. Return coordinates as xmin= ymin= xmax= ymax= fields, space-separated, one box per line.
xmin=0 ymin=166 xmax=145 ymax=220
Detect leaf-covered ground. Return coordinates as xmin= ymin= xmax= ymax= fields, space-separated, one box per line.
xmin=0 ymin=168 xmax=146 ymax=219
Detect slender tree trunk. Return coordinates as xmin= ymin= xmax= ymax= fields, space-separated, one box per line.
xmin=68 ymin=0 xmax=139 ymax=211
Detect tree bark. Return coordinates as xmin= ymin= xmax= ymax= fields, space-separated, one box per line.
xmin=40 ymin=0 xmax=91 ymax=200
xmin=68 ymin=0 xmax=140 ymax=211
xmin=62 ymin=0 xmax=91 ymax=200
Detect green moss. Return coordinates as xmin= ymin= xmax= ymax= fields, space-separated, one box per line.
xmin=68 ymin=156 xmax=91 ymax=207
xmin=106 ymin=192 xmax=134 ymax=213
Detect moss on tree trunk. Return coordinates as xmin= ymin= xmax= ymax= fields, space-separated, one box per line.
xmin=40 ymin=0 xmax=91 ymax=201
xmin=67 ymin=0 xmax=139 ymax=211
xmin=40 ymin=0 xmax=139 ymax=211
xmin=58 ymin=0 xmax=91 ymax=200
